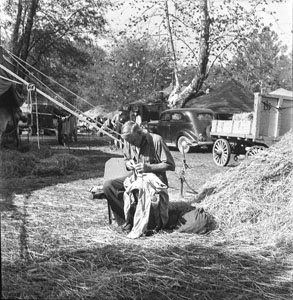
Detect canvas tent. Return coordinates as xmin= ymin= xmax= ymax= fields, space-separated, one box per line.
xmin=0 ymin=48 xmax=25 ymax=108
xmin=185 ymin=80 xmax=254 ymax=117
xmin=269 ymin=88 xmax=293 ymax=98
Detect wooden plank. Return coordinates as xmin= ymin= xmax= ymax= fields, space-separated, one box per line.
xmin=274 ymin=98 xmax=283 ymax=138
xmin=252 ymin=93 xmax=261 ymax=140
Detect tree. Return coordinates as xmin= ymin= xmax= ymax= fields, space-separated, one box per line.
xmin=227 ymin=27 xmax=292 ymax=93
xmin=114 ymin=0 xmax=286 ymax=107
xmin=275 ymin=52 xmax=292 ymax=90
xmin=1 ymin=0 xmax=112 ymax=109
xmin=2 ymin=0 xmax=109 ymax=86
xmin=104 ymin=38 xmax=173 ymax=107
xmin=4 ymin=0 xmax=109 ymax=61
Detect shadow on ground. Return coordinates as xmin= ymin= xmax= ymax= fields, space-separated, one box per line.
xmin=0 ymin=136 xmax=123 ymax=213
xmin=2 ymin=241 xmax=292 ymax=300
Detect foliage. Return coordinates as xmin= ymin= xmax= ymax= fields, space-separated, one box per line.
xmin=32 ymin=154 xmax=80 ymax=176
xmin=113 ymin=0 xmax=287 ymax=107
xmin=0 ymin=148 xmax=80 ymax=177
xmin=3 ymin=0 xmax=109 ymax=59
xmin=34 ymin=40 xmax=109 ymax=111
xmin=104 ymin=38 xmax=173 ymax=107
xmin=1 ymin=0 xmax=111 ymax=110
xmin=0 ymin=150 xmax=39 ymax=177
xmin=1 ymin=0 xmax=290 ymax=113
xmin=226 ymin=27 xmax=292 ymax=93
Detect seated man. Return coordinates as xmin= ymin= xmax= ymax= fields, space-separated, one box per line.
xmin=103 ymin=121 xmax=175 ymax=235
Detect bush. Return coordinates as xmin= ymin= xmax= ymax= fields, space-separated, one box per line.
xmin=0 ymin=150 xmax=39 ymax=177
xmin=1 ymin=148 xmax=80 ymax=177
xmin=32 ymin=153 xmax=80 ymax=176
xmin=55 ymin=154 xmax=80 ymax=173
xmin=18 ymin=143 xmax=53 ymax=159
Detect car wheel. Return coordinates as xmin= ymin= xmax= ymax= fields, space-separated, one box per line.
xmin=177 ymin=136 xmax=191 ymax=153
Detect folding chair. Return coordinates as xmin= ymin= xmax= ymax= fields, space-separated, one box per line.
xmin=91 ymin=157 xmax=131 ymax=224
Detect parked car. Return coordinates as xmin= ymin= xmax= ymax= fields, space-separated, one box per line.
xmin=147 ymin=108 xmax=214 ymax=153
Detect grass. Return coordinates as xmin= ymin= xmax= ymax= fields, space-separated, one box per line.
xmin=1 ymin=132 xmax=292 ymax=299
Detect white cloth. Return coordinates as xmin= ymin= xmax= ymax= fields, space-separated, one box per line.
xmin=123 ymin=173 xmax=167 ymax=239
xmin=135 ymin=115 xmax=142 ymax=126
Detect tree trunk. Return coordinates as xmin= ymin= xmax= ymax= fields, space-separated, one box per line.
xmin=165 ymin=1 xmax=180 ymax=101
xmin=19 ymin=0 xmax=39 ymax=63
xmin=168 ymin=0 xmax=211 ymax=108
xmin=11 ymin=0 xmax=23 ymax=57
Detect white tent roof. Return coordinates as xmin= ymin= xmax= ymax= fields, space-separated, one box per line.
xmin=83 ymin=106 xmax=110 ymax=118
xmin=269 ymin=88 xmax=293 ymax=98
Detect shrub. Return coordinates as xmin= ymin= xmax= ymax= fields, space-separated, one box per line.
xmin=0 ymin=150 xmax=39 ymax=177
xmin=32 ymin=153 xmax=80 ymax=176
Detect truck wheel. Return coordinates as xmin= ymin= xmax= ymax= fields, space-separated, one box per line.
xmin=245 ymin=145 xmax=267 ymax=159
xmin=177 ymin=136 xmax=191 ymax=153
xmin=213 ymin=138 xmax=231 ymax=166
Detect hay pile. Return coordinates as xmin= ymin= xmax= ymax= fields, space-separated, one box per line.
xmin=195 ymin=130 xmax=293 ymax=247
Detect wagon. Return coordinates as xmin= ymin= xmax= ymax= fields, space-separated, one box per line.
xmin=210 ymin=92 xmax=293 ymax=166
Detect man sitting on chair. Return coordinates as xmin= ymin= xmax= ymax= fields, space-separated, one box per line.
xmin=103 ymin=121 xmax=175 ymax=235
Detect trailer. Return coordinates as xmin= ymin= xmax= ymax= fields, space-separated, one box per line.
xmin=210 ymin=92 xmax=293 ymax=166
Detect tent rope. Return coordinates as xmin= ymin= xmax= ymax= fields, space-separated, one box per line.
xmin=0 ymin=47 xmax=124 ymax=145
xmin=4 ymin=50 xmax=81 ymax=115
xmin=28 ymin=84 xmax=40 ymax=149
xmin=0 ymin=75 xmax=22 ymax=85
xmin=3 ymin=46 xmax=95 ymax=109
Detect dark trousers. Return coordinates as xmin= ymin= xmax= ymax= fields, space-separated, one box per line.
xmin=103 ymin=176 xmax=129 ymax=223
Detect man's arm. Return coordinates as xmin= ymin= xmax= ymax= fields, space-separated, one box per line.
xmin=136 ymin=135 xmax=175 ymax=174
xmin=146 ymin=139 xmax=175 ymax=172
xmin=123 ymin=142 xmax=136 ymax=171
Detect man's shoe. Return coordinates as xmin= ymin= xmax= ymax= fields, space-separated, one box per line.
xmin=145 ymin=226 xmax=162 ymax=237
xmin=154 ymin=226 xmax=162 ymax=232
xmin=89 ymin=191 xmax=105 ymax=200
xmin=121 ymin=223 xmax=132 ymax=233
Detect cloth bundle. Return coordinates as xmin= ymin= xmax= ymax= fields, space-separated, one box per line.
xmin=123 ymin=173 xmax=167 ymax=239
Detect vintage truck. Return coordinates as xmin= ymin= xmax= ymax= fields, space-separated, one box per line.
xmin=148 ymin=107 xmax=214 ymax=153
xmin=210 ymin=92 xmax=293 ymax=166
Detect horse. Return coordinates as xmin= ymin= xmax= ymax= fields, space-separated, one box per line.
xmin=0 ymin=106 xmax=27 ymax=147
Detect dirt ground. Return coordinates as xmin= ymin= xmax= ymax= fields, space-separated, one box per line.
xmin=2 ymin=134 xmax=292 ymax=300
xmin=1 ymin=133 xmax=232 ymax=205
xmin=0 ymin=132 xmax=234 ymax=232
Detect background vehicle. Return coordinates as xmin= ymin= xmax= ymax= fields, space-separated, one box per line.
xmin=148 ymin=108 xmax=214 ymax=153
xmin=210 ymin=92 xmax=293 ymax=166
xmin=127 ymin=101 xmax=164 ymax=126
